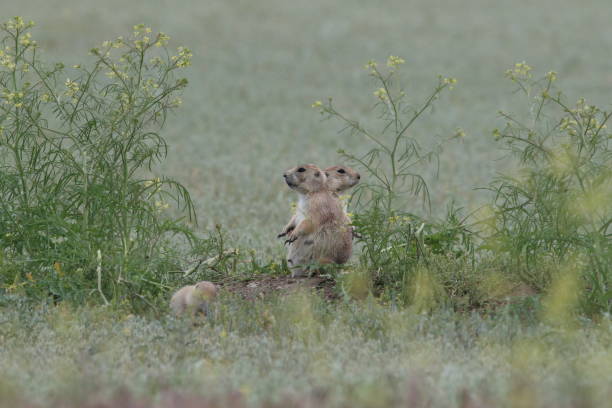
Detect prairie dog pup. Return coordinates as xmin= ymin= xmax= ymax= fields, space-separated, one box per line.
xmin=282 ymin=164 xmax=352 ymax=277
xmin=278 ymin=165 xmax=360 ymax=238
xmin=170 ymin=281 xmax=218 ymax=316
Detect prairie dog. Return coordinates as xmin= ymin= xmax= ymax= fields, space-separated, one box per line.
xmin=324 ymin=165 xmax=360 ymax=196
xmin=278 ymin=165 xmax=360 ymax=238
xmin=170 ymin=281 xmax=218 ymax=316
xmin=282 ymin=164 xmax=353 ymax=277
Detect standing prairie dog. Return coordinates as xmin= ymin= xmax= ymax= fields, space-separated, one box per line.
xmin=324 ymin=165 xmax=360 ymax=196
xmin=278 ymin=165 xmax=360 ymax=238
xmin=170 ymin=281 xmax=218 ymax=316
xmin=282 ymin=164 xmax=353 ymax=277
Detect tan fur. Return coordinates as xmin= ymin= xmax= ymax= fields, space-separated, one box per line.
xmin=282 ymin=164 xmax=353 ymax=277
xmin=278 ymin=165 xmax=360 ymax=238
xmin=324 ymin=165 xmax=360 ymax=194
xmin=170 ymin=281 xmax=218 ymax=316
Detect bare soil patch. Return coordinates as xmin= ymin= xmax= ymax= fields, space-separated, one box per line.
xmin=220 ymin=275 xmax=338 ymax=301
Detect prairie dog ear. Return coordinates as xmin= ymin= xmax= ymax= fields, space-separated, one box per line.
xmin=325 ymin=172 xmax=329 ymax=177
xmin=314 ymin=171 xmax=320 ymax=177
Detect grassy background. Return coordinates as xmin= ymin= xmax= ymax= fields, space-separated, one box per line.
xmin=5 ymin=0 xmax=612 ymax=253
xmin=2 ymin=1 xmax=612 ymax=406
xmin=2 ymin=295 xmax=612 ymax=408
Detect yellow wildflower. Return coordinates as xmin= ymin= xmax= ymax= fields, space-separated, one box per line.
xmin=19 ymin=32 xmax=32 ymax=46
xmin=133 ymin=23 xmax=145 ymax=36
xmin=373 ymin=87 xmax=387 ymax=101
xmin=364 ymin=60 xmax=378 ymax=70
xmin=155 ymin=200 xmax=170 ymax=210
xmin=174 ymin=46 xmax=193 ymax=67
xmin=387 ymin=55 xmax=405 ymax=68
xmin=155 ymin=33 xmax=170 ymax=47
xmin=442 ymin=77 xmax=457 ymax=89
xmin=113 ymin=37 xmax=125 ymax=48
xmin=505 ymin=61 xmax=532 ymax=80
xmin=64 ymin=78 xmax=79 ymax=97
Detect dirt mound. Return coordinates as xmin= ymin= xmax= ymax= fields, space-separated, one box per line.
xmin=221 ymin=275 xmax=338 ymax=301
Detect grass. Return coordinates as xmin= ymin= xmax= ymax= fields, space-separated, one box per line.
xmin=1 ymin=0 xmax=612 ymax=406
xmin=1 ymin=294 xmax=611 ymax=408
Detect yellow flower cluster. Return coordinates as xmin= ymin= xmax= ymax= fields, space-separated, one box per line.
xmin=144 ymin=177 xmax=162 ymax=187
xmin=172 ymin=46 xmax=193 ymax=68
xmin=149 ymin=56 xmax=163 ymax=66
xmin=135 ymin=36 xmax=152 ymax=50
xmin=364 ymin=60 xmax=378 ymax=71
xmin=505 ymin=61 xmax=532 ymax=80
xmin=0 ymin=50 xmax=16 ymax=70
xmin=4 ymin=17 xmax=34 ymax=31
xmin=64 ymin=79 xmax=79 ymax=97
xmin=442 ymin=77 xmax=457 ymax=89
xmin=387 ymin=55 xmax=405 ymax=68
xmin=119 ymin=92 xmax=130 ymax=107
xmin=155 ymin=33 xmax=170 ymax=47
xmin=133 ymin=24 xmax=152 ymax=37
xmin=19 ymin=32 xmax=36 ymax=47
xmin=546 ymin=71 xmax=557 ymax=82
xmin=311 ymin=100 xmax=323 ymax=108
xmin=559 ymin=117 xmax=578 ymax=131
xmin=454 ymin=127 xmax=466 ymax=139
xmin=373 ymin=87 xmax=388 ymax=101
xmin=105 ymin=63 xmax=129 ymax=80
xmin=492 ymin=128 xmax=502 ymax=141
xmin=141 ymin=78 xmax=160 ymax=96
xmin=155 ymin=200 xmax=170 ymax=211
xmin=2 ymin=90 xmax=25 ymax=108
xmin=563 ymin=98 xmax=607 ymax=134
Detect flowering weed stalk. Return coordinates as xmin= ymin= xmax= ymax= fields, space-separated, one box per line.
xmin=484 ymin=64 xmax=611 ymax=313
xmin=0 ymin=18 xmax=196 ymax=307
xmin=313 ymin=56 xmax=457 ymax=212
xmin=312 ymin=57 xmax=471 ymax=304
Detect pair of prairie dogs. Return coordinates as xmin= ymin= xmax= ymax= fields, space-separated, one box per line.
xmin=280 ymin=164 xmax=360 ymax=277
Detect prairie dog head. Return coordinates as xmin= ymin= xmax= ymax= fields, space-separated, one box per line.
xmin=283 ymin=164 xmax=327 ymax=194
xmin=192 ymin=281 xmax=218 ymax=301
xmin=324 ymin=165 xmax=360 ymax=193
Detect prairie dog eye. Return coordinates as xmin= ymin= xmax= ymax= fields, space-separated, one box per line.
xmin=337 ymin=168 xmax=346 ymax=174
xmin=297 ymin=167 xmax=306 ymax=172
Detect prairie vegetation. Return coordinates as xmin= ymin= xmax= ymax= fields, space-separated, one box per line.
xmin=0 ymin=1 xmax=611 ymax=406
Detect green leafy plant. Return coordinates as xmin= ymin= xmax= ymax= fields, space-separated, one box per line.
xmin=484 ymin=63 xmax=611 ymax=312
xmin=313 ymin=57 xmax=472 ymax=304
xmin=0 ymin=18 xmax=198 ymax=306
xmin=313 ymin=56 xmax=459 ymax=212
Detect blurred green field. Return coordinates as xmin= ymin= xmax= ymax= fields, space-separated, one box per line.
xmin=2 ymin=295 xmax=612 ymax=408
xmin=5 ymin=0 xmax=612 ymax=253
